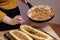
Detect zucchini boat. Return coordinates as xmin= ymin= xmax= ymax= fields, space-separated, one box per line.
xmin=9 ymin=30 xmax=33 ymax=40
xmin=20 ymin=25 xmax=54 ymax=40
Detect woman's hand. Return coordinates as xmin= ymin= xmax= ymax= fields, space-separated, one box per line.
xmin=2 ymin=15 xmax=25 ymax=25
xmin=12 ymin=15 xmax=25 ymax=25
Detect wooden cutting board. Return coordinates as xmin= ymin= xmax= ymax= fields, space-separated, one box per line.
xmin=41 ymin=25 xmax=60 ymax=40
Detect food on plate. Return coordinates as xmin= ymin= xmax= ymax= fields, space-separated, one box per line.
xmin=20 ymin=25 xmax=54 ymax=40
xmin=9 ymin=30 xmax=33 ymax=40
xmin=28 ymin=5 xmax=54 ymax=21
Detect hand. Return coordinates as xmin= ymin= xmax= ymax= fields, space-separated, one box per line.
xmin=12 ymin=15 xmax=25 ymax=25
xmin=2 ymin=15 xmax=25 ymax=25
xmin=21 ymin=0 xmax=28 ymax=4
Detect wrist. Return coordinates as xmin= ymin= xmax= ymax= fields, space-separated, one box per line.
xmin=2 ymin=16 xmax=16 ymax=25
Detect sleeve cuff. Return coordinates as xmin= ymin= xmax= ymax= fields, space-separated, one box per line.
xmin=0 ymin=11 xmax=7 ymax=22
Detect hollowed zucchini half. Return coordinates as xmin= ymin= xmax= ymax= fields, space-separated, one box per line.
xmin=20 ymin=25 xmax=54 ymax=40
xmin=9 ymin=30 xmax=33 ymax=40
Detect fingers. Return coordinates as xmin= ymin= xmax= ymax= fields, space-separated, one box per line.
xmin=16 ymin=15 xmax=25 ymax=22
xmin=13 ymin=15 xmax=25 ymax=25
xmin=15 ymin=15 xmax=25 ymax=23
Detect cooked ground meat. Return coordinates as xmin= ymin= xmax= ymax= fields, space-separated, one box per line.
xmin=13 ymin=31 xmax=29 ymax=40
xmin=24 ymin=27 xmax=47 ymax=38
xmin=28 ymin=6 xmax=54 ymax=20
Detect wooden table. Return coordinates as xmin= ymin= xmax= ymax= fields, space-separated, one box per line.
xmin=49 ymin=23 xmax=60 ymax=37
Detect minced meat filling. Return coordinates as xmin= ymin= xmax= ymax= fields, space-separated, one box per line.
xmin=13 ymin=31 xmax=29 ymax=40
xmin=28 ymin=6 xmax=54 ymax=20
xmin=24 ymin=27 xmax=47 ymax=38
